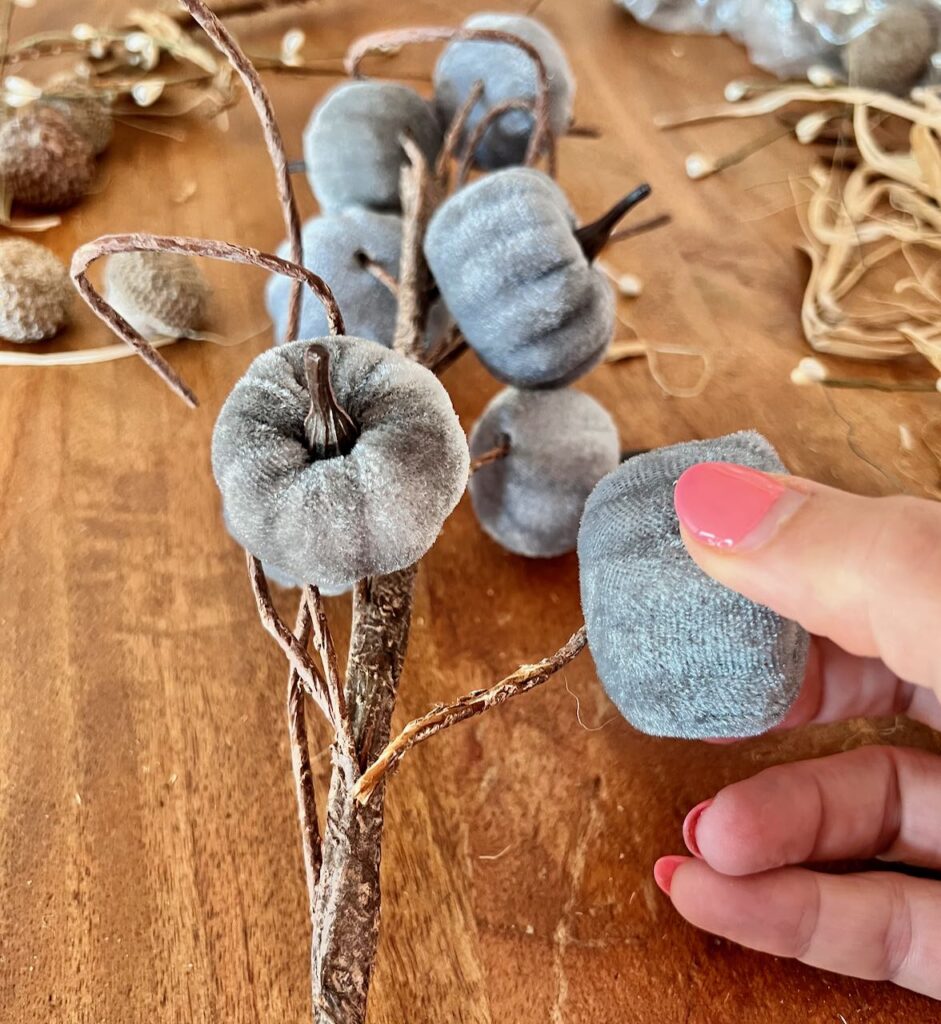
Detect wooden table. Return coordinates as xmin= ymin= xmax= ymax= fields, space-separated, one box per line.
xmin=2 ymin=2 xmax=940 ymax=1022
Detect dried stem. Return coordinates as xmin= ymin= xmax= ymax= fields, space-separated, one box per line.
xmin=469 ymin=433 xmax=511 ymax=474
xmin=436 ymin=78 xmax=484 ymax=184
xmin=355 ymin=251 xmax=399 ymax=296
xmin=178 ymin=0 xmax=304 ymax=340
xmin=170 ymin=0 xmax=319 ymax=25
xmin=71 ymin=233 xmax=344 ymax=405
xmin=287 ymin=597 xmax=322 ymax=922
xmin=302 ymin=344 xmax=360 ymax=459
xmin=429 ymin=325 xmax=469 ymax=375
xmin=576 ymin=184 xmax=652 ymax=263
xmin=354 ymin=625 xmax=588 ymax=804
xmin=608 ymin=212 xmax=672 ymax=245
xmin=457 ymin=97 xmax=535 ymax=186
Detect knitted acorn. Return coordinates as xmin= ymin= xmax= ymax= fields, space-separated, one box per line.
xmin=434 ymin=12 xmax=574 ymax=169
xmin=104 ymin=252 xmax=210 ymax=341
xmin=0 ymin=239 xmax=72 ymax=343
xmin=425 ymin=168 xmax=648 ymax=388
xmin=0 ymin=108 xmax=95 ymax=210
xmin=303 ymin=82 xmax=443 ymax=214
xmin=265 ymin=209 xmax=447 ymax=348
xmin=212 ymin=337 xmax=469 ymax=592
xmin=577 ymin=431 xmax=808 ymax=739
xmin=469 ymin=387 xmax=619 ymax=558
xmin=40 ymin=73 xmax=113 ymax=155
xmin=842 ymin=3 xmax=937 ymax=94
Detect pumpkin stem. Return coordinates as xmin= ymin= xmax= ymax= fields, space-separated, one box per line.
xmin=303 ymin=344 xmax=360 ymax=459
xmin=575 ymin=183 xmax=652 ymax=262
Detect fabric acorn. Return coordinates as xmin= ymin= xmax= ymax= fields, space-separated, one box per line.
xmin=842 ymin=3 xmax=937 ymax=95
xmin=425 ymin=167 xmax=647 ymax=388
xmin=212 ymin=337 xmax=469 ymax=593
xmin=104 ymin=252 xmax=210 ymax=341
xmin=434 ymin=12 xmax=574 ymax=169
xmin=0 ymin=108 xmax=95 ymax=210
xmin=39 ymin=73 xmax=113 ymax=155
xmin=0 ymin=238 xmax=72 ymax=343
xmin=265 ymin=209 xmax=447 ymax=348
xmin=303 ymin=82 xmax=443 ymax=214
xmin=577 ymin=431 xmax=808 ymax=739
xmin=468 ymin=387 xmax=619 ymax=558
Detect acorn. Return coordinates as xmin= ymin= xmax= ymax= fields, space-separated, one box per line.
xmin=842 ymin=3 xmax=937 ymax=95
xmin=40 ymin=73 xmax=114 ymax=155
xmin=104 ymin=252 xmax=210 ymax=341
xmin=0 ymin=238 xmax=73 ymax=343
xmin=577 ymin=431 xmax=808 ymax=739
xmin=0 ymin=108 xmax=96 ymax=210
xmin=303 ymin=82 xmax=443 ymax=214
xmin=468 ymin=387 xmax=620 ymax=558
xmin=212 ymin=337 xmax=469 ymax=593
xmin=424 ymin=167 xmax=650 ymax=388
xmin=434 ymin=12 xmax=574 ymax=169
xmin=265 ymin=209 xmax=448 ymax=348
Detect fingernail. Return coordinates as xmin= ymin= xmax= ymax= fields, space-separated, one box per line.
xmin=682 ymin=799 xmax=713 ymax=858
xmin=674 ymin=462 xmax=805 ymax=551
xmin=653 ymin=855 xmax=688 ymax=895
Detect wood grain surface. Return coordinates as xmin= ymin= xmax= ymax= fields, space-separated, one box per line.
xmin=2 ymin=1 xmax=940 ymax=1022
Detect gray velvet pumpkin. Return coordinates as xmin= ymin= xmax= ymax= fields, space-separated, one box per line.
xmin=265 ymin=210 xmax=448 ymax=349
xmin=577 ymin=431 xmax=808 ymax=739
xmin=434 ymin=13 xmax=574 ymax=169
xmin=303 ymin=82 xmax=443 ymax=214
xmin=424 ymin=167 xmax=614 ymax=388
xmin=212 ymin=337 xmax=469 ymax=592
xmin=469 ymin=387 xmax=619 ymax=558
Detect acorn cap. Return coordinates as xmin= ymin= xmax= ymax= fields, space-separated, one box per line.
xmin=0 ymin=108 xmax=96 ymax=210
xmin=0 ymin=238 xmax=72 ymax=343
xmin=842 ymin=3 xmax=937 ymax=94
xmin=104 ymin=252 xmax=210 ymax=341
xmin=40 ymin=73 xmax=114 ymax=155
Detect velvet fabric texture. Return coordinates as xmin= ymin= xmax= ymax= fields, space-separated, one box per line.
xmin=469 ymin=387 xmax=619 ymax=557
xmin=303 ymin=82 xmax=443 ymax=214
xmin=424 ymin=168 xmax=614 ymax=388
xmin=578 ymin=431 xmax=808 ymax=739
xmin=434 ymin=13 xmax=574 ymax=168
xmin=212 ymin=337 xmax=469 ymax=592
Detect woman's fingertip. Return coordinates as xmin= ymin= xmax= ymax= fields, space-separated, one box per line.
xmin=683 ymin=799 xmax=713 ymax=858
xmin=653 ymin=855 xmax=690 ymax=895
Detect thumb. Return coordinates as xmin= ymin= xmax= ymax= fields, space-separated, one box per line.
xmin=673 ymin=463 xmax=941 ymax=699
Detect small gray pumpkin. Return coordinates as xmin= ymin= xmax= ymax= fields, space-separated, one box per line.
xmin=433 ymin=13 xmax=574 ymax=169
xmin=842 ymin=2 xmax=937 ymax=95
xmin=212 ymin=337 xmax=469 ymax=592
xmin=469 ymin=387 xmax=619 ymax=558
xmin=577 ymin=430 xmax=808 ymax=739
xmin=303 ymin=82 xmax=443 ymax=214
xmin=265 ymin=209 xmax=448 ymax=349
xmin=425 ymin=168 xmax=642 ymax=388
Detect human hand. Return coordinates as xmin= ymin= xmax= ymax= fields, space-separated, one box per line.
xmin=653 ymin=463 xmax=941 ymax=1000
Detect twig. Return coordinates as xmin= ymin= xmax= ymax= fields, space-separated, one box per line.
xmin=170 ymin=0 xmax=319 ymax=25
xmin=178 ymin=0 xmax=304 ymax=341
xmin=469 ymin=433 xmax=510 ymax=473
xmin=607 ymin=213 xmax=672 ymax=245
xmin=355 ymin=251 xmax=398 ymax=296
xmin=436 ymin=78 xmax=484 ymax=184
xmin=457 ymin=97 xmax=535 ymax=185
xmin=353 ymin=625 xmax=588 ymax=804
xmin=428 ymin=324 xmax=469 ymax=375
xmin=71 ymin=233 xmax=344 ymax=405
xmin=287 ymin=597 xmax=322 ymax=922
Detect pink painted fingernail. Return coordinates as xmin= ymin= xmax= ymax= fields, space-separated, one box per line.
xmin=682 ymin=799 xmax=713 ymax=859
xmin=653 ymin=855 xmax=688 ymax=895
xmin=674 ymin=462 xmax=805 ymax=551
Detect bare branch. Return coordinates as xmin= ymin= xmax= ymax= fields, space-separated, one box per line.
xmin=469 ymin=433 xmax=510 ymax=474
xmin=355 ymin=251 xmax=399 ymax=297
xmin=353 ymin=625 xmax=588 ymax=803
xmin=436 ymin=78 xmax=484 ymax=184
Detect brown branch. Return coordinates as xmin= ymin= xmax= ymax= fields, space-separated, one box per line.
xmin=178 ymin=0 xmax=304 ymax=341
xmin=287 ymin=596 xmax=322 ymax=922
xmin=170 ymin=0 xmax=320 ymax=24
xmin=607 ymin=212 xmax=672 ymax=245
xmin=392 ymin=134 xmax=439 ymax=362
xmin=355 ymin=251 xmax=398 ymax=297
xmin=469 ymin=433 xmax=510 ymax=474
xmin=353 ymin=625 xmax=588 ymax=804
xmin=457 ymin=97 xmax=535 ymax=186
xmin=429 ymin=325 xmax=468 ymax=375
xmin=435 ymin=78 xmax=484 ymax=184
xmin=70 ymin=233 xmax=344 ymax=405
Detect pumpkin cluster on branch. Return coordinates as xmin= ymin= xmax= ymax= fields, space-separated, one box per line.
xmin=66 ymin=4 xmax=811 ymax=1022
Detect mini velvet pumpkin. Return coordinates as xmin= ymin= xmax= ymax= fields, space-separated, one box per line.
xmin=468 ymin=387 xmax=619 ymax=558
xmin=577 ymin=431 xmax=808 ymax=739
xmin=212 ymin=337 xmax=469 ymax=593
xmin=265 ymin=210 xmax=448 ymax=349
xmin=424 ymin=167 xmax=615 ymax=388
xmin=433 ymin=12 xmax=574 ymax=169
xmin=303 ymin=82 xmax=443 ymax=214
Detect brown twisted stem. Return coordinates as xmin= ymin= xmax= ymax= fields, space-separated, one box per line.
xmin=608 ymin=212 xmax=672 ymax=246
xmin=456 ymin=97 xmax=557 ymax=185
xmin=435 ymin=78 xmax=484 ymax=184
xmin=178 ymin=0 xmax=304 ymax=341
xmin=303 ymin=345 xmax=360 ymax=459
xmin=469 ymin=433 xmax=511 ymax=474
xmin=345 ymin=26 xmax=553 ymax=165
xmin=353 ymin=625 xmax=588 ymax=804
xmin=354 ymin=251 xmax=399 ymax=296
xmin=171 ymin=0 xmax=320 ymax=24
xmin=71 ymin=233 xmax=345 ymax=405
xmin=575 ymin=184 xmax=653 ymax=263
